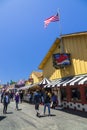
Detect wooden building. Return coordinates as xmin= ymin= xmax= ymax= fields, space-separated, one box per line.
xmin=38 ymin=32 xmax=87 ymax=112
xmin=19 ymin=71 xmax=43 ymax=102
xmin=20 ymin=71 xmax=43 ymax=90
xmin=29 ymin=71 xmax=43 ymax=84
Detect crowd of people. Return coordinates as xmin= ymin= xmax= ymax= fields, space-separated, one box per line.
xmin=0 ymin=89 xmax=58 ymax=117
xmin=33 ymin=89 xmax=58 ymax=117
xmin=0 ymin=90 xmax=23 ymax=114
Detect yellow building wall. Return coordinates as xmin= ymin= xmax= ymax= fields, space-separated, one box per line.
xmin=25 ymin=81 xmax=31 ymax=85
xmin=30 ymin=73 xmax=40 ymax=83
xmin=43 ymin=35 xmax=87 ymax=80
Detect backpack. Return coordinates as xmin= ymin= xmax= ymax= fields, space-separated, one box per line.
xmin=4 ymin=95 xmax=10 ymax=104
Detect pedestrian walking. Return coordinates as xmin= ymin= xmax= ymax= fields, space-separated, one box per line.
xmin=10 ymin=91 xmax=14 ymax=101
xmin=3 ymin=92 xmax=10 ymax=114
xmin=1 ymin=91 xmax=4 ymax=103
xmin=50 ymin=92 xmax=58 ymax=109
xmin=15 ymin=92 xmax=19 ymax=110
xmin=34 ymin=90 xmax=41 ymax=117
xmin=19 ymin=90 xmax=23 ymax=103
xmin=44 ymin=91 xmax=51 ymax=116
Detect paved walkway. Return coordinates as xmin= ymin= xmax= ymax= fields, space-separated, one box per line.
xmin=0 ymin=101 xmax=87 ymax=130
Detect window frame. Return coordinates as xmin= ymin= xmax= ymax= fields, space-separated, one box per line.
xmin=70 ymin=86 xmax=81 ymax=102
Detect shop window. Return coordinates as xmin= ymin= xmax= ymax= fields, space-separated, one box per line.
xmin=61 ymin=88 xmax=67 ymax=100
xmin=85 ymin=87 xmax=87 ymax=100
xmin=71 ymin=88 xmax=81 ymax=101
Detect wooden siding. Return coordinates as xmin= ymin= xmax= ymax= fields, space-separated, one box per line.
xmin=29 ymin=73 xmax=40 ymax=84
xmin=42 ymin=34 xmax=87 ymax=80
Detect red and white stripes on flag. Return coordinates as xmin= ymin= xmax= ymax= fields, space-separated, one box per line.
xmin=44 ymin=13 xmax=59 ymax=28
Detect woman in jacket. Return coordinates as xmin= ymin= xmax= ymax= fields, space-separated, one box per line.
xmin=3 ymin=92 xmax=10 ymax=114
xmin=15 ymin=92 xmax=19 ymax=110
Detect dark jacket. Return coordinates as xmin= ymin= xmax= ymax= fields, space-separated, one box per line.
xmin=34 ymin=92 xmax=41 ymax=104
xmin=15 ymin=95 xmax=19 ymax=103
xmin=3 ymin=95 xmax=10 ymax=105
xmin=44 ymin=94 xmax=51 ymax=103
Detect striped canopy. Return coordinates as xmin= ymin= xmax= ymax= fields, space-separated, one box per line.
xmin=39 ymin=78 xmax=51 ymax=86
xmin=45 ymin=74 xmax=87 ymax=88
xmin=18 ymin=83 xmax=39 ymax=90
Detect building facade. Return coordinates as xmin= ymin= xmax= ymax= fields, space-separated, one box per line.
xmin=38 ymin=32 xmax=87 ymax=112
xmin=29 ymin=71 xmax=43 ymax=84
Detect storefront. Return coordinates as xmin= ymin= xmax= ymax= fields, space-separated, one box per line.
xmin=18 ymin=71 xmax=43 ymax=102
xmin=38 ymin=32 xmax=87 ymax=112
xmin=45 ymin=74 xmax=87 ymax=111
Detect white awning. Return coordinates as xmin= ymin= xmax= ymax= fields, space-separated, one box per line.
xmin=52 ymin=79 xmax=62 ymax=87
xmin=69 ymin=76 xmax=85 ymax=86
xmin=44 ymin=74 xmax=87 ymax=88
xmin=18 ymin=85 xmax=30 ymax=90
xmin=39 ymin=78 xmax=51 ymax=85
xmin=57 ymin=78 xmax=71 ymax=87
xmin=63 ymin=76 xmax=77 ymax=86
xmin=78 ymin=77 xmax=87 ymax=85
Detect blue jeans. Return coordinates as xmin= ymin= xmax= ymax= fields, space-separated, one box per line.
xmin=44 ymin=103 xmax=50 ymax=115
xmin=3 ymin=103 xmax=8 ymax=113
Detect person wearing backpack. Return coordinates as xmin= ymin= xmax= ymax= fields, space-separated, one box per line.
xmin=3 ymin=92 xmax=10 ymax=114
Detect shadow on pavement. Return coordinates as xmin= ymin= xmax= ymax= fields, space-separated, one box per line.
xmin=6 ymin=112 xmax=13 ymax=114
xmin=59 ymin=108 xmax=87 ymax=118
xmin=0 ymin=116 xmax=6 ymax=121
xmin=38 ymin=114 xmax=56 ymax=118
xmin=17 ymin=108 xmax=22 ymax=111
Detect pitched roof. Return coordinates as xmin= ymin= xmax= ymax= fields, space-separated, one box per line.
xmin=62 ymin=31 xmax=87 ymax=38
xmin=38 ymin=31 xmax=87 ymax=70
xmin=39 ymin=78 xmax=51 ymax=85
xmin=32 ymin=71 xmax=43 ymax=78
xmin=38 ymin=38 xmax=60 ymax=69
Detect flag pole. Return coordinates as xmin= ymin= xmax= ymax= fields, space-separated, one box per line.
xmin=57 ymin=9 xmax=62 ymax=37
xmin=57 ymin=9 xmax=64 ymax=53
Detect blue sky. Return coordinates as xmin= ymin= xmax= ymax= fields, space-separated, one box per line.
xmin=0 ymin=0 xmax=87 ymax=84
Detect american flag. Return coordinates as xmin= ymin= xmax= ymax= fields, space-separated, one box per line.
xmin=44 ymin=13 xmax=59 ymax=28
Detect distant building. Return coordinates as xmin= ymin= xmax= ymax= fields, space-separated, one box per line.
xmin=28 ymin=71 xmax=43 ymax=84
